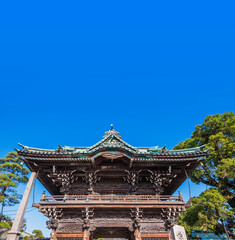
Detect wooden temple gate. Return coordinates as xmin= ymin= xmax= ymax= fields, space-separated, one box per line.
xmin=9 ymin=127 xmax=207 ymax=240
xmin=37 ymin=194 xmax=185 ymax=240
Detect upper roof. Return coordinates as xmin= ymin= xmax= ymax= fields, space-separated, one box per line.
xmin=17 ymin=126 xmax=207 ymax=161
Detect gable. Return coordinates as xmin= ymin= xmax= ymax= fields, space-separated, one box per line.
xmin=88 ymin=130 xmax=137 ymax=154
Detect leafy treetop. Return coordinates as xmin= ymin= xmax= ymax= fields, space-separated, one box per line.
xmin=174 ymin=112 xmax=235 ymax=207
xmin=32 ymin=229 xmax=44 ymax=238
xmin=0 ymin=152 xmax=29 ymax=214
xmin=177 ymin=188 xmax=234 ymax=236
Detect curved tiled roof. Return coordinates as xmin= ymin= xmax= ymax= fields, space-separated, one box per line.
xmin=16 ymin=127 xmax=207 ymax=195
xmin=17 ymin=128 xmax=207 ymax=159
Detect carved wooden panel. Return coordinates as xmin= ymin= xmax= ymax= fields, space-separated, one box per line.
xmin=57 ymin=223 xmax=83 ymax=234
xmin=147 ymin=169 xmax=177 ymax=194
xmin=141 ymin=223 xmax=166 ymax=233
xmin=60 ymin=213 xmax=83 ymax=223
xmin=92 ymin=227 xmax=132 ymax=239
xmin=39 ymin=207 xmax=63 ymax=220
xmin=62 ymin=180 xmax=88 ymax=195
xmin=124 ymin=170 xmax=142 ymax=192
xmin=101 ymin=152 xmax=125 ymax=160
xmin=93 ymin=178 xmax=130 ymax=194
xmin=161 ymin=207 xmax=183 ymax=230
xmin=82 ymin=170 xmax=101 ymax=192
xmin=136 ymin=182 xmax=155 ymax=195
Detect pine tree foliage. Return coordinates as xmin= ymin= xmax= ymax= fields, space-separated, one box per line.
xmin=0 ymin=214 xmax=12 ymax=229
xmin=32 ymin=229 xmax=44 ymax=238
xmin=0 ymin=152 xmax=29 ymax=213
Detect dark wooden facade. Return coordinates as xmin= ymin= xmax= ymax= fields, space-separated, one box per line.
xmin=16 ymin=128 xmax=206 ymax=240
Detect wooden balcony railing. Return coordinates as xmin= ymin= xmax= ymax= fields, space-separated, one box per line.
xmin=40 ymin=194 xmax=184 ymax=203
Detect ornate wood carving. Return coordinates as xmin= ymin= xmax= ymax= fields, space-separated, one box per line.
xmin=124 ymin=170 xmax=142 ymax=192
xmin=161 ymin=207 xmax=183 ymax=230
xmin=46 ymin=220 xmax=58 ymax=230
xmin=60 ymin=214 xmax=83 ymax=223
xmin=92 ymin=213 xmax=133 ymax=231
xmin=39 ymin=207 xmax=63 ymax=220
xmin=39 ymin=207 xmax=63 ymax=230
xmin=88 ymin=130 xmax=137 ymax=154
xmin=47 ymin=166 xmax=78 ymax=190
xmin=81 ymin=208 xmax=94 ymax=230
xmin=130 ymin=208 xmax=143 ymax=230
xmin=101 ymin=152 xmax=124 ymax=162
xmin=58 ymin=170 xmax=78 ymax=187
xmin=147 ymin=168 xmax=177 ymax=194
xmin=141 ymin=224 xmax=165 ymax=233
xmin=57 ymin=224 xmax=82 ymax=233
xmin=82 ymin=170 xmax=101 ymax=192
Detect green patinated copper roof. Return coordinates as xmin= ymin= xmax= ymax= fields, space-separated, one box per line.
xmin=17 ymin=127 xmax=206 ymax=155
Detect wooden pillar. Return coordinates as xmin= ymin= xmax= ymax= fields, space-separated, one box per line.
xmin=134 ymin=229 xmax=141 ymax=240
xmin=131 ymin=232 xmax=135 ymax=240
xmin=7 ymin=172 xmax=37 ymax=240
xmin=52 ymin=230 xmax=56 ymax=240
xmin=83 ymin=229 xmax=90 ymax=240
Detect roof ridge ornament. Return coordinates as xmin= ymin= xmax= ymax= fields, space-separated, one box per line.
xmin=103 ymin=124 xmax=121 ymax=138
xmin=87 ymin=125 xmax=137 ymax=153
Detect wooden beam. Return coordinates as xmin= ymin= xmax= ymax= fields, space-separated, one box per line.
xmin=36 ymin=204 xmax=185 ymax=209
xmin=56 ymin=234 xmax=83 ymax=238
xmin=142 ymin=233 xmax=169 ymax=238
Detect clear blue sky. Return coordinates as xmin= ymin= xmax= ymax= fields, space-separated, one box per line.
xmin=0 ymin=0 xmax=234 ymax=236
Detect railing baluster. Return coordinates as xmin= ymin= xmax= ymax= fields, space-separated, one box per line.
xmin=43 ymin=194 xmax=183 ymax=203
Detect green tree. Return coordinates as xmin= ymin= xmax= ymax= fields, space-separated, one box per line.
xmin=0 ymin=214 xmax=12 ymax=229
xmin=32 ymin=230 xmax=44 ymax=239
xmin=177 ymin=188 xmax=234 ymax=236
xmin=174 ymin=112 xmax=235 ymax=207
xmin=20 ymin=218 xmax=27 ymax=232
xmin=0 ymin=152 xmax=29 ymax=220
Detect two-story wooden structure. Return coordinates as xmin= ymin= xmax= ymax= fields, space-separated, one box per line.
xmin=16 ymin=127 xmax=206 ymax=240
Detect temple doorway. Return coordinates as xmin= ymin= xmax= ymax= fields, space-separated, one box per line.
xmin=92 ymin=227 xmax=132 ymax=240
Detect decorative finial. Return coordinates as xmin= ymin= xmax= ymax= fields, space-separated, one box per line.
xmin=58 ymin=144 xmax=63 ymax=152
xmin=110 ymin=124 xmax=113 ymax=130
xmin=162 ymin=145 xmax=167 ymax=152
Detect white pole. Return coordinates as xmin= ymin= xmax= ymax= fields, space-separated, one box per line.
xmin=7 ymin=172 xmax=37 ymax=240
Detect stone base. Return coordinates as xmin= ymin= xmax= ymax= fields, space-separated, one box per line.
xmin=6 ymin=231 xmax=21 ymax=240
xmin=170 ymin=225 xmax=187 ymax=240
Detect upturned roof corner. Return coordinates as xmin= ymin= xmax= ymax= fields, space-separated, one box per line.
xmin=16 ymin=127 xmax=207 ymax=159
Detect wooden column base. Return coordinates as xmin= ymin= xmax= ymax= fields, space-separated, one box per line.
xmin=83 ymin=229 xmax=89 ymax=240
xmin=134 ymin=229 xmax=141 ymax=240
